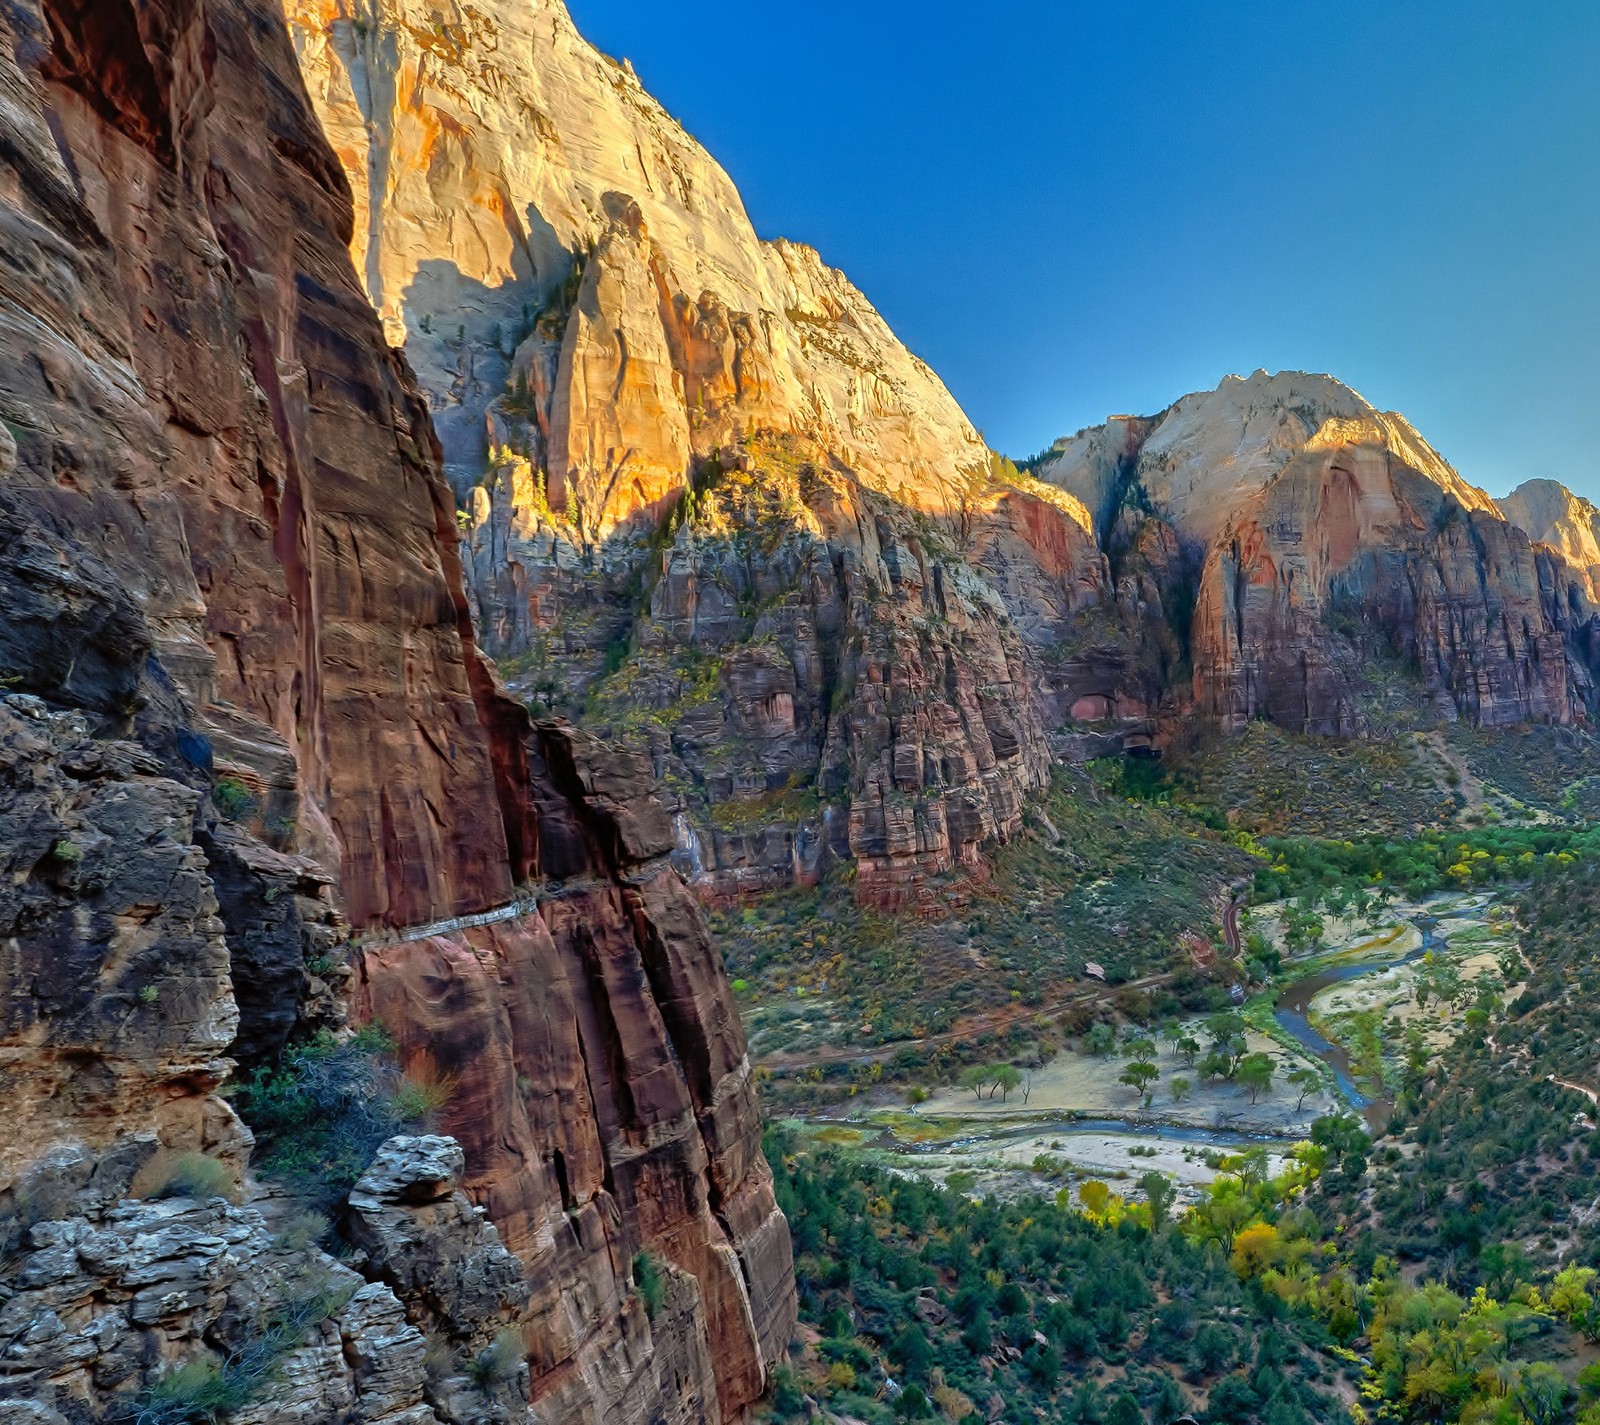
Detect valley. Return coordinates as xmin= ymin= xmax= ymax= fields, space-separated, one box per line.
xmin=0 ymin=2 xmax=1596 ymax=1425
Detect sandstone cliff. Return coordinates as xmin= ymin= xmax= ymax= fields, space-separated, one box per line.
xmin=1040 ymin=371 xmax=1600 ymax=734
xmin=286 ymin=0 xmax=1133 ymax=903
xmin=0 ymin=0 xmax=791 ymax=1417
xmin=1498 ymin=478 xmax=1600 ymax=600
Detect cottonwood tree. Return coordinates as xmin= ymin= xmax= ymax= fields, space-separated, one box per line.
xmin=1237 ymin=1053 xmax=1275 ymax=1104
xmin=991 ymin=1065 xmax=1023 ymax=1102
xmin=1139 ymin=1170 xmax=1176 ymax=1234
xmin=1120 ymin=1060 xmax=1159 ymax=1105
xmin=1287 ymin=1066 xmax=1320 ymax=1112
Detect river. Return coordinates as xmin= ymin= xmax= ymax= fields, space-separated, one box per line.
xmin=1272 ymin=916 xmax=1442 ymax=1131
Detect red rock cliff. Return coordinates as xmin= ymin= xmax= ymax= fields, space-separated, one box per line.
xmin=0 ymin=0 xmax=793 ymax=1417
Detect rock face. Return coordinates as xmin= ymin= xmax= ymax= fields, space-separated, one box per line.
xmin=284 ymin=0 xmax=992 ymax=517
xmin=0 ymin=0 xmax=792 ymax=1419
xmin=286 ymin=0 xmax=1114 ymax=902
xmin=1498 ymin=479 xmax=1600 ymax=599
xmin=0 ymin=1189 xmax=441 ymax=1423
xmin=284 ymin=0 xmax=1600 ymax=896
xmin=1040 ymin=371 xmax=1600 ymax=734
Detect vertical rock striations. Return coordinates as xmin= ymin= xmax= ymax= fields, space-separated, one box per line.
xmin=1040 ymin=371 xmax=1600 ymax=735
xmin=0 ymin=0 xmax=792 ymax=1418
xmin=286 ymin=0 xmax=1113 ymax=901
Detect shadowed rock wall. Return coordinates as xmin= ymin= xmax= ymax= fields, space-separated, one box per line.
xmin=0 ymin=0 xmax=792 ymax=1416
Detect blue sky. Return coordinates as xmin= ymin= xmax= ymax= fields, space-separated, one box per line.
xmin=567 ymin=1 xmax=1600 ymax=499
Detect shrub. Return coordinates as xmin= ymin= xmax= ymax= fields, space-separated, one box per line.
xmin=146 ymin=1152 xmax=233 ymax=1203
xmin=391 ymin=1072 xmax=457 ymax=1122
xmin=125 ymin=1281 xmax=352 ymax=1424
xmin=232 ymin=1027 xmax=412 ymax=1207
xmin=467 ymin=1328 xmax=524 ymax=1391
xmin=633 ymin=1250 xmax=667 ymax=1320
xmin=272 ymin=1211 xmax=330 ymax=1252
xmin=211 ymin=777 xmax=258 ymax=821
xmin=128 ymin=1357 xmax=253 ymax=1424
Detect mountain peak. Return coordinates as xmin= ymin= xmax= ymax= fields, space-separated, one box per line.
xmin=1039 ymin=369 xmax=1499 ymax=547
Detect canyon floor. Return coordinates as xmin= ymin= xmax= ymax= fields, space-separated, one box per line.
xmin=761 ymin=871 xmax=1524 ymax=1205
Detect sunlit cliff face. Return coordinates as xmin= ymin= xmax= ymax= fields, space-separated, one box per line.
xmin=285 ymin=0 xmax=1025 ymax=541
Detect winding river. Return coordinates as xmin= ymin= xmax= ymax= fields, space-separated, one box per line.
xmin=1272 ymin=916 xmax=1442 ymax=1131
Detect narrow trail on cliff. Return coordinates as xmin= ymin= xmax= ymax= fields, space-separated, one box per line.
xmin=346 ymin=860 xmax=677 ymax=948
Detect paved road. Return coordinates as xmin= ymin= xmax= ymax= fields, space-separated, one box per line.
xmin=1222 ymin=895 xmax=1245 ymax=955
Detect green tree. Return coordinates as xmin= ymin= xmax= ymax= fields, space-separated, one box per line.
xmin=991 ymin=1065 xmax=1024 ymax=1102
xmin=1120 ymin=1060 xmax=1159 ymax=1105
xmin=1169 ymin=1075 xmax=1192 ymax=1104
xmin=1193 ymin=1321 xmax=1235 ymax=1374
xmin=888 ymin=1322 xmax=933 ymax=1379
xmin=1150 ymin=1375 xmax=1186 ymax=1425
xmin=1139 ymin=1170 xmax=1176 ymax=1234
xmin=1087 ymin=1023 xmax=1117 ymax=1057
xmin=958 ymin=1065 xmax=989 ymax=1100
xmin=1236 ymin=1052 xmax=1275 ymax=1104
xmin=1107 ymin=1390 xmax=1143 ymax=1425
xmin=1518 ymin=1363 xmax=1568 ymax=1425
xmin=1205 ymin=1011 xmax=1248 ymax=1049
xmin=1286 ymin=1066 xmax=1319 ymax=1112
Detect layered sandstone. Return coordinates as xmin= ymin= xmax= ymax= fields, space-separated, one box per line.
xmin=0 ymin=0 xmax=792 ymax=1418
xmin=287 ymin=0 xmax=1118 ymax=901
xmin=285 ymin=0 xmax=993 ymax=521
xmin=1042 ymin=373 xmax=1600 ymax=734
xmin=1498 ymin=478 xmax=1600 ymax=599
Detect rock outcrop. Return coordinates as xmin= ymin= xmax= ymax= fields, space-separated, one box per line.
xmin=286 ymin=0 xmax=1114 ymax=902
xmin=1040 ymin=371 xmax=1600 ymax=734
xmin=1498 ymin=479 xmax=1600 ymax=600
xmin=0 ymin=0 xmax=793 ymax=1419
xmin=0 ymin=1188 xmax=441 ymax=1423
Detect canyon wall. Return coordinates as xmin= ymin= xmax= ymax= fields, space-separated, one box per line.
xmin=0 ymin=0 xmax=791 ymax=1417
xmin=1498 ymin=478 xmax=1600 ymax=600
xmin=285 ymin=0 xmax=1133 ymax=904
xmin=1039 ymin=371 xmax=1600 ymax=736
xmin=284 ymin=4 xmax=1600 ymax=912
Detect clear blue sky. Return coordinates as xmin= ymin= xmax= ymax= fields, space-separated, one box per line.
xmin=567 ymin=1 xmax=1599 ymax=499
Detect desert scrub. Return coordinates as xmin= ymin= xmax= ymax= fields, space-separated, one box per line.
xmin=706 ymin=779 xmax=826 ymax=834
xmin=467 ymin=1329 xmax=525 ymax=1392
xmin=232 ymin=1025 xmax=443 ymax=1207
xmin=632 ymin=1250 xmax=667 ymax=1320
xmin=125 ymin=1275 xmax=353 ymax=1425
xmin=211 ymin=776 xmax=258 ymax=821
xmin=143 ymin=1152 xmax=234 ymax=1203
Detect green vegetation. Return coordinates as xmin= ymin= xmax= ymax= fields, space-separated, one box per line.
xmin=147 ymin=1152 xmax=234 ymax=1203
xmin=633 ymin=1250 xmax=668 ymax=1320
xmin=716 ymin=770 xmax=1253 ymax=1091
xmin=1254 ymin=825 xmax=1598 ymax=903
xmin=769 ymin=1108 xmax=1600 ymax=1425
xmin=125 ymin=1275 xmax=353 ymax=1424
xmin=1161 ymin=722 xmax=1459 ymax=838
xmin=1349 ymin=850 xmax=1600 ymax=1280
xmin=466 ymin=1329 xmax=526 ymax=1393
xmin=211 ymin=776 xmax=259 ymax=822
xmin=767 ymin=1123 xmax=1340 ymax=1424
xmin=232 ymin=1026 xmax=449 ymax=1210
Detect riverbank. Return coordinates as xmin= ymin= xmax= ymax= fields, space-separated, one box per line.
xmin=793 ymin=887 xmax=1517 ymax=1202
